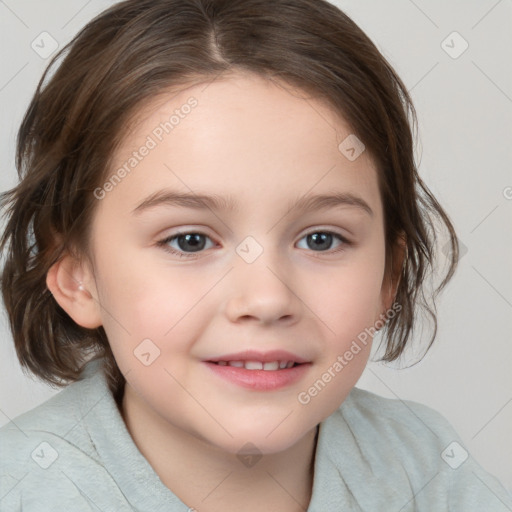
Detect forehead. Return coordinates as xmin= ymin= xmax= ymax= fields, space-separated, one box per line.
xmin=100 ymin=72 xmax=381 ymax=219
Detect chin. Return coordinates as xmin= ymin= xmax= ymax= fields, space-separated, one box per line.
xmin=206 ymin=422 xmax=311 ymax=457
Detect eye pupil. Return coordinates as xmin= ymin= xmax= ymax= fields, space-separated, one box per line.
xmin=178 ymin=233 xmax=205 ymax=252
xmin=308 ymin=232 xmax=332 ymax=251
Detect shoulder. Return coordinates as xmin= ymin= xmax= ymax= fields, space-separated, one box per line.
xmin=321 ymin=387 xmax=461 ymax=478
xmin=0 ymin=358 xmax=105 ymax=451
xmin=316 ymin=387 xmax=512 ymax=510
xmin=339 ymin=386 xmax=457 ymax=448
xmin=0 ymin=360 xmax=132 ymax=512
xmin=0 ymin=379 xmax=84 ymax=510
xmin=0 ymin=370 xmax=91 ymax=466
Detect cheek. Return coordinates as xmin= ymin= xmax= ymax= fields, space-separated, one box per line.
xmin=90 ymin=241 xmax=213 ymax=371
xmin=295 ymin=270 xmax=379 ymax=422
xmin=299 ymin=242 xmax=384 ymax=413
xmin=310 ymin=251 xmax=385 ymax=346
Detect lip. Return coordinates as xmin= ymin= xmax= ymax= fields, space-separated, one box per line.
xmin=204 ymin=349 xmax=310 ymax=364
xmin=203 ymin=361 xmax=311 ymax=391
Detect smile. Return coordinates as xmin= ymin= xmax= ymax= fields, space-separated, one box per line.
xmin=204 ymin=361 xmax=310 ymax=391
xmin=213 ymin=360 xmax=297 ymax=370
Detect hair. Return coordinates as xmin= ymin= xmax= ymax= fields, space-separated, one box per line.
xmin=0 ymin=0 xmax=459 ymax=403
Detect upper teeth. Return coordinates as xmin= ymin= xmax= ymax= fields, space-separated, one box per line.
xmin=216 ymin=360 xmax=295 ymax=370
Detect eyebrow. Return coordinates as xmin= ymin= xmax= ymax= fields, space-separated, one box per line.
xmin=131 ymin=189 xmax=373 ymax=217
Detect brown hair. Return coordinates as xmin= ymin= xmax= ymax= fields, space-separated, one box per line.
xmin=0 ymin=0 xmax=458 ymax=402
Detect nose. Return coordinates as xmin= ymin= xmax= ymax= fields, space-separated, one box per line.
xmin=223 ymin=248 xmax=301 ymax=325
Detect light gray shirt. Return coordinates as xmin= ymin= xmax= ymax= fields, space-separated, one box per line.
xmin=1 ymin=359 xmax=511 ymax=511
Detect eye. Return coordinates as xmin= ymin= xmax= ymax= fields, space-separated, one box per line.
xmin=296 ymin=230 xmax=350 ymax=254
xmin=157 ymin=228 xmax=351 ymax=259
xmin=157 ymin=231 xmax=215 ymax=258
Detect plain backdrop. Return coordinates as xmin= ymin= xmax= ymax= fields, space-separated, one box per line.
xmin=0 ymin=0 xmax=511 ymax=492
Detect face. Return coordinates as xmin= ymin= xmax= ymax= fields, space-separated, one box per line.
xmin=81 ymin=72 xmax=393 ymax=455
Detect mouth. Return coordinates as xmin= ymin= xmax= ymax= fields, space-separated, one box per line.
xmin=203 ymin=350 xmax=311 ymax=391
xmin=208 ymin=360 xmax=302 ymax=370
xmin=205 ymin=349 xmax=310 ymax=366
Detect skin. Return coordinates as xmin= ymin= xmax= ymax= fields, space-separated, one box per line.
xmin=47 ymin=71 xmax=403 ymax=512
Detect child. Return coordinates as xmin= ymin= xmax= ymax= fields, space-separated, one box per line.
xmin=1 ymin=0 xmax=511 ymax=510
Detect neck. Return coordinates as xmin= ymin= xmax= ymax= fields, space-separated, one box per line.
xmin=121 ymin=383 xmax=319 ymax=512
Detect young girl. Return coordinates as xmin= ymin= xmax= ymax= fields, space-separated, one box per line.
xmin=0 ymin=0 xmax=510 ymax=510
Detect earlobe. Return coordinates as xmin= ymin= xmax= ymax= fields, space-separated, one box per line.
xmin=46 ymin=253 xmax=102 ymax=329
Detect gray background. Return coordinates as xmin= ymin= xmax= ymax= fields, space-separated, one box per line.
xmin=1 ymin=0 xmax=511 ymax=492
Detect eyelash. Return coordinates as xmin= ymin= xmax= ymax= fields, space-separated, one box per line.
xmin=156 ymin=229 xmax=352 ymax=259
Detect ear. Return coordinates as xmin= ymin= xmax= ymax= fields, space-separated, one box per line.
xmin=380 ymin=234 xmax=407 ymax=315
xmin=46 ymin=251 xmax=102 ymax=329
